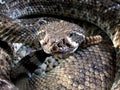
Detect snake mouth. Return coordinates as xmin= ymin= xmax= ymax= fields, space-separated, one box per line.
xmin=55 ymin=38 xmax=78 ymax=53
xmin=40 ymin=37 xmax=79 ymax=54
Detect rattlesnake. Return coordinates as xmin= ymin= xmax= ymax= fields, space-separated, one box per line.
xmin=0 ymin=0 xmax=119 ymax=90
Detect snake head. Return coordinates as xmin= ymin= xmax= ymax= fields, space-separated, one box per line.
xmin=39 ymin=20 xmax=85 ymax=54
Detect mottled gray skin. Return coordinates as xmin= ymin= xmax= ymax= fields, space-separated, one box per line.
xmin=0 ymin=14 xmax=40 ymax=49
xmin=4 ymin=0 xmax=120 ymax=38
xmin=14 ymin=42 xmax=116 ymax=90
xmin=0 ymin=0 xmax=119 ymax=90
xmin=0 ymin=41 xmax=18 ymax=90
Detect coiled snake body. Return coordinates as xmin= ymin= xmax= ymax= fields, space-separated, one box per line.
xmin=0 ymin=0 xmax=120 ymax=90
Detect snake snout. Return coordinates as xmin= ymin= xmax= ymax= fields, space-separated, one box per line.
xmin=40 ymin=36 xmax=79 ymax=54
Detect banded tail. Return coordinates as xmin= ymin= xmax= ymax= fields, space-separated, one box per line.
xmin=80 ymin=35 xmax=102 ymax=47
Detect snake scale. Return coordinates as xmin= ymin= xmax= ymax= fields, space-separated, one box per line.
xmin=0 ymin=0 xmax=119 ymax=90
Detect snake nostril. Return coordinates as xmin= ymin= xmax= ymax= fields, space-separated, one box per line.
xmin=51 ymin=44 xmax=58 ymax=52
xmin=42 ymin=38 xmax=49 ymax=45
xmin=42 ymin=41 xmax=47 ymax=45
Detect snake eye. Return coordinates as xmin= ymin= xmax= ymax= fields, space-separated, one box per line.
xmin=67 ymin=31 xmax=85 ymax=44
xmin=68 ymin=32 xmax=74 ymax=37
